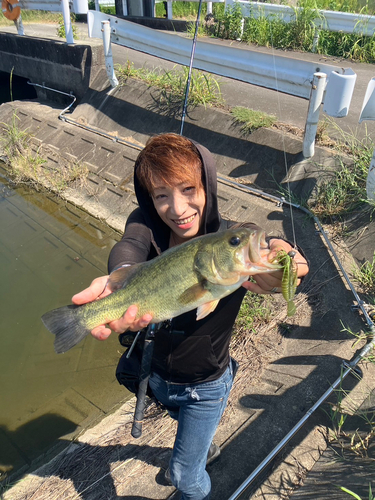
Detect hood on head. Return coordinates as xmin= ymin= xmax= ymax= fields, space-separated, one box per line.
xmin=134 ymin=136 xmax=221 ymax=252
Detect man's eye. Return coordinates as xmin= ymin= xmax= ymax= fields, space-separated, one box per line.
xmin=184 ymin=186 xmax=195 ymax=193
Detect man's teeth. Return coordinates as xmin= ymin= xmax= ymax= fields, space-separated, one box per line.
xmin=174 ymin=214 xmax=195 ymax=225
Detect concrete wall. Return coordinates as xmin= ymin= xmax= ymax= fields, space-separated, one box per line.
xmin=0 ymin=33 xmax=108 ymax=103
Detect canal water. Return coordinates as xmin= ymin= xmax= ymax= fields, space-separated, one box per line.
xmin=0 ymin=166 xmax=130 ymax=483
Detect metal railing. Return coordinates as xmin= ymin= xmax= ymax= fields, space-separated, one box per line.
xmin=88 ymin=10 xmax=357 ymax=157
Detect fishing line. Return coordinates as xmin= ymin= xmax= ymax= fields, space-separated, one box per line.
xmin=180 ymin=0 xmax=204 ymax=136
xmin=268 ymin=23 xmax=298 ymax=250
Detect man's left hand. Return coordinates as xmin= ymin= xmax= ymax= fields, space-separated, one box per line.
xmin=242 ymin=238 xmax=309 ymax=295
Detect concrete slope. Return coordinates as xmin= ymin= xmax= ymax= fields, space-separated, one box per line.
xmin=1 ymin=86 xmax=374 ymax=499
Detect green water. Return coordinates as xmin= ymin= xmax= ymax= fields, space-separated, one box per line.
xmin=0 ymin=169 xmax=129 ymax=483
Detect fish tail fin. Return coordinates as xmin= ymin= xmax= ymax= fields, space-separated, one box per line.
xmin=41 ymin=305 xmax=91 ymax=354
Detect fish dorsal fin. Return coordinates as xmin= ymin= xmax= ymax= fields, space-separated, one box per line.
xmin=107 ymin=263 xmax=142 ymax=292
xmin=196 ymin=299 xmax=220 ymax=320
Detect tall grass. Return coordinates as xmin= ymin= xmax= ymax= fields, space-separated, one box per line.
xmin=116 ymin=61 xmax=223 ymax=109
xmin=310 ymin=125 xmax=374 ymax=219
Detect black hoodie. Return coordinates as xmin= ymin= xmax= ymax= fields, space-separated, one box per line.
xmin=108 ymin=139 xmax=250 ymax=384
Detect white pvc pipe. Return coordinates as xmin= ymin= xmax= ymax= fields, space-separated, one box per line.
xmin=101 ymin=21 xmax=119 ymax=87
xmin=303 ymin=72 xmax=327 ymax=158
xmin=61 ymin=0 xmax=74 ymax=44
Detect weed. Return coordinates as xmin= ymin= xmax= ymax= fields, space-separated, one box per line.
xmin=232 ymin=292 xmax=272 ymax=343
xmin=352 ymin=252 xmax=375 ymax=297
xmin=0 ymin=111 xmax=30 ymax=157
xmin=310 ymin=125 xmax=375 ymax=220
xmin=0 ymin=111 xmax=88 ymax=193
xmin=231 ymin=106 xmax=276 ymax=133
xmin=116 ymin=61 xmax=223 ymax=110
xmin=339 ymin=482 xmax=374 ymax=499
xmin=0 ymin=9 xmax=61 ymax=26
xmin=56 ymin=14 xmax=78 ymax=40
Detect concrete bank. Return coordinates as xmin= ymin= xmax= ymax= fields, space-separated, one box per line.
xmin=0 ymin=32 xmax=374 ymax=499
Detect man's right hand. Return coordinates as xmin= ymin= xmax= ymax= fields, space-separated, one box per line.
xmin=72 ymin=276 xmax=153 ymax=341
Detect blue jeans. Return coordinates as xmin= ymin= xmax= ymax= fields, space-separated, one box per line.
xmin=149 ymin=363 xmax=234 ymax=500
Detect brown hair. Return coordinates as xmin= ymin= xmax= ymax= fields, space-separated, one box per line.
xmin=136 ymin=133 xmax=204 ymax=193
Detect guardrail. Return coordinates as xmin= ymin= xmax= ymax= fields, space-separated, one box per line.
xmin=164 ymin=0 xmax=375 ymax=37
xmin=19 ymin=0 xmax=87 ymax=14
xmin=225 ymin=0 xmax=375 ymax=37
xmin=6 ymin=0 xmax=87 ymax=42
xmin=88 ymin=10 xmax=357 ymax=157
xmin=88 ymin=10 xmax=345 ymax=101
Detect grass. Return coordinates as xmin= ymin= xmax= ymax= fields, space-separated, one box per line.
xmin=180 ymin=0 xmax=375 ymax=63
xmin=0 ymin=111 xmax=88 ymax=194
xmin=352 ymin=252 xmax=375 ymax=300
xmin=116 ymin=60 xmax=224 ymax=111
xmin=233 ymin=292 xmax=272 ymax=337
xmin=231 ymin=106 xmax=276 ymax=133
xmin=309 ymin=123 xmax=375 ymax=220
xmin=0 ymin=9 xmax=61 ymax=26
xmin=339 ymin=483 xmax=374 ymax=500
xmin=56 ymin=13 xmax=78 ymax=39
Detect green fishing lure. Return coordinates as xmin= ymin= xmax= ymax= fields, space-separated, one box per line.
xmin=275 ymin=249 xmax=298 ymax=317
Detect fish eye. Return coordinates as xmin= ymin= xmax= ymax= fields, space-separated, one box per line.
xmin=229 ymin=236 xmax=241 ymax=246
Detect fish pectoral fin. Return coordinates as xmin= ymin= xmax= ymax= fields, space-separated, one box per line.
xmin=196 ymin=299 xmax=220 ymax=320
xmin=107 ymin=263 xmax=142 ymax=292
xmin=179 ymin=282 xmax=208 ymax=305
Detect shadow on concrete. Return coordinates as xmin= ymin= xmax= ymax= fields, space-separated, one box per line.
xmin=37 ymin=440 xmax=171 ymax=500
xmin=73 ymin=81 xmax=307 ymax=191
xmin=209 ymin=352 xmax=362 ymax=499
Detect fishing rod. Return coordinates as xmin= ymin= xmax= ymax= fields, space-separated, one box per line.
xmin=179 ymin=0 xmax=204 ymax=136
xmin=131 ymin=322 xmax=160 ymax=438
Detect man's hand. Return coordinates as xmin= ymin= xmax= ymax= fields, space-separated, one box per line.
xmin=243 ymin=238 xmax=309 ymax=294
xmin=72 ymin=276 xmax=153 ymax=341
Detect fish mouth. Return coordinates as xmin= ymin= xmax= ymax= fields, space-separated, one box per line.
xmin=247 ymin=230 xmax=282 ymax=270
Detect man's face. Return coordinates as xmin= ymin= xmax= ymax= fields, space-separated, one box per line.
xmin=152 ymin=181 xmax=206 ymax=244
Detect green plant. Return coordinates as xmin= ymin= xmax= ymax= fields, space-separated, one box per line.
xmin=116 ymin=61 xmax=223 ymax=110
xmin=0 ymin=111 xmax=88 ymax=193
xmin=231 ymin=106 xmax=276 ymax=133
xmin=233 ymin=292 xmax=272 ymax=339
xmin=339 ymin=482 xmax=374 ymax=499
xmin=352 ymin=252 xmax=375 ymax=297
xmin=211 ymin=2 xmax=244 ymax=39
xmin=56 ymin=14 xmax=78 ymax=39
xmin=0 ymin=111 xmax=30 ymax=157
xmin=310 ymin=125 xmax=375 ymax=219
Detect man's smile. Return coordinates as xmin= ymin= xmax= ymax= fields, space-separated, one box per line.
xmin=172 ymin=214 xmax=197 ymax=226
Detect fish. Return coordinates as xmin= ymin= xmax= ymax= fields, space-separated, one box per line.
xmin=41 ymin=226 xmax=282 ymax=354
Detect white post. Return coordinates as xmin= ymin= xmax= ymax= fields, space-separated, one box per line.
xmin=207 ymin=2 xmax=212 ymax=15
xmin=95 ymin=0 xmax=100 ymax=11
xmin=122 ymin=0 xmax=128 ymax=16
xmin=14 ymin=15 xmax=24 ymax=35
xmin=303 ymin=72 xmax=327 ymax=159
xmin=61 ymin=0 xmax=74 ymax=44
xmin=167 ymin=0 xmax=172 ymax=19
xmin=101 ymin=21 xmax=119 ymax=88
xmin=367 ymin=149 xmax=375 ymax=201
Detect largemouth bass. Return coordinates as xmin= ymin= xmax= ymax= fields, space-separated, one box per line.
xmin=42 ymin=227 xmax=281 ymax=354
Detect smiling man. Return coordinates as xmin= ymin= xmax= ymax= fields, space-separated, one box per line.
xmin=73 ymin=133 xmax=308 ymax=500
